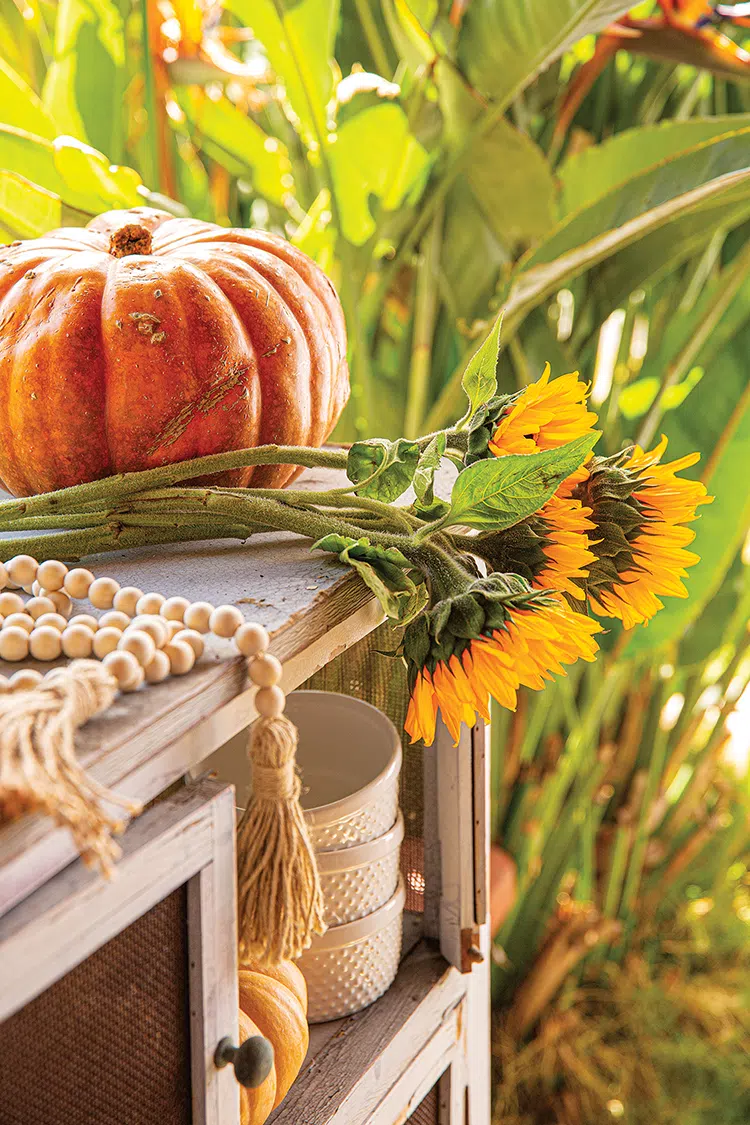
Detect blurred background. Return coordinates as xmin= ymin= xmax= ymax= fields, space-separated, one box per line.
xmin=3 ymin=0 xmax=750 ymax=1119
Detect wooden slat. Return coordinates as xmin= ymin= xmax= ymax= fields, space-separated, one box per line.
xmin=267 ymin=942 xmax=466 ymax=1125
xmin=0 ymin=779 xmax=230 ymax=1020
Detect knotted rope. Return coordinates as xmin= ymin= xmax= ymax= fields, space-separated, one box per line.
xmin=0 ymin=660 xmax=141 ymax=875
xmin=236 ymin=714 xmax=326 ymax=965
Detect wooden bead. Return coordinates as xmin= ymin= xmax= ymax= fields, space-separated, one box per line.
xmin=113 ymin=586 xmax=143 ymax=616
xmin=0 ymin=675 xmax=9 ymax=692
xmin=165 ymin=619 xmax=183 ymax=641
xmin=21 ymin=584 xmax=35 ymax=595
xmin=0 ymin=626 xmax=29 ymax=661
xmin=24 ymin=596 xmax=55 ymax=620
xmin=30 ymin=625 xmax=62 ymax=661
xmin=136 ymin=592 xmax=165 ymax=615
xmin=176 ymin=629 xmax=204 ymax=659
xmin=248 ymin=653 xmax=282 ymax=688
xmin=255 ymin=685 xmax=286 ymax=718
xmin=235 ymin=623 xmax=270 ymax=658
xmin=5 ymin=555 xmax=38 ymax=587
xmin=9 ymin=669 xmax=44 ymax=691
xmin=130 ymin=616 xmax=168 ymax=649
xmin=3 ymin=613 xmax=34 ymax=634
xmin=93 ymin=627 xmax=123 ymax=659
xmin=210 ymin=605 xmax=243 ymax=638
xmin=124 ymin=665 xmax=145 ymax=692
xmin=61 ymin=624 xmax=95 ymax=659
xmin=183 ymin=601 xmax=214 ymax=633
xmin=164 ymin=639 xmax=195 ymax=675
xmin=99 ymin=610 xmax=130 ymax=631
xmin=103 ymin=649 xmax=142 ymax=690
xmin=89 ymin=577 xmax=120 ymax=610
xmin=0 ymin=592 xmax=25 ymax=616
xmin=46 ymin=591 xmax=72 ymax=618
xmin=37 ymin=560 xmax=68 ymax=591
xmin=63 ymin=568 xmax=95 ymax=599
xmin=144 ymin=649 xmax=171 ymax=684
xmin=0 ymin=562 xmax=7 ymax=590
xmin=118 ymin=629 xmax=156 ymax=668
xmin=161 ymin=596 xmax=190 ymax=622
xmin=31 ymin=580 xmax=42 ymax=597
xmin=69 ymin=614 xmax=99 ymax=632
xmin=35 ymin=612 xmax=68 ymax=632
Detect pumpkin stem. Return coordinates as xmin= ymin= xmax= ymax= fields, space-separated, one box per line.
xmin=109 ymin=223 xmax=154 ymax=258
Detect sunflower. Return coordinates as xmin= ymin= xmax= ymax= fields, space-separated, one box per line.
xmin=470 ymin=491 xmax=597 ymax=601
xmin=488 ymin=363 xmax=598 ymax=457
xmin=404 ymin=577 xmax=602 ymax=745
xmin=573 ymin=436 xmax=712 ymax=629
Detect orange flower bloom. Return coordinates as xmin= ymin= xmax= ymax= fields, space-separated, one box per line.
xmin=488 ymin=363 xmax=598 ymax=457
xmin=584 ymin=436 xmax=712 ymax=629
xmin=405 ymin=600 xmax=602 ymax=746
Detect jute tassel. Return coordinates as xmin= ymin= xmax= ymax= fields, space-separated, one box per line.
xmin=0 ymin=660 xmax=141 ymax=875
xmin=236 ymin=712 xmax=326 ymax=965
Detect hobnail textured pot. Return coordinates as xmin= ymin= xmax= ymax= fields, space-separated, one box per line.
xmin=284 ymin=691 xmax=402 ymax=851
xmin=317 ymin=812 xmax=404 ymax=926
xmin=297 ymin=877 xmax=406 ymax=1023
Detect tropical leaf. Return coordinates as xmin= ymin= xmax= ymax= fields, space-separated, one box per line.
xmin=504 ymin=129 xmax=750 ymax=329
xmin=558 ymin=115 xmax=750 ymax=216
xmin=457 ymin=0 xmax=631 ymax=107
xmin=175 ymin=90 xmax=293 ymax=207
xmin=0 ymin=57 xmax=56 ymax=138
xmin=0 ymin=172 xmax=87 ymax=240
xmin=328 ymin=102 xmax=431 ymax=245
xmin=226 ymin=0 xmax=338 ymax=148
xmin=43 ymin=0 xmax=126 ymax=160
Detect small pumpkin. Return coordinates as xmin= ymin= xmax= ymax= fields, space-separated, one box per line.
xmin=0 ymin=207 xmax=349 ymax=496
xmin=238 ymin=957 xmax=309 ymax=1124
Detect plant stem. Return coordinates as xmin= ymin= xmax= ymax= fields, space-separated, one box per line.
xmin=352 ymin=0 xmax=392 ymax=77
xmin=0 ymin=446 xmax=348 ymax=526
xmin=404 ymin=205 xmax=444 ymax=438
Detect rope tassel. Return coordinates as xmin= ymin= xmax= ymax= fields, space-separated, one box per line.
xmin=0 ymin=661 xmax=141 ymax=875
xmin=236 ymin=712 xmax=326 ymax=965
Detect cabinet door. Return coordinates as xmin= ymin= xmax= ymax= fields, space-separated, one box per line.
xmin=0 ymin=778 xmax=240 ymax=1125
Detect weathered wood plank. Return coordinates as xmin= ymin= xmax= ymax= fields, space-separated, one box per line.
xmin=0 ymin=779 xmax=230 ymax=1020
xmin=267 ymin=941 xmax=466 ymax=1125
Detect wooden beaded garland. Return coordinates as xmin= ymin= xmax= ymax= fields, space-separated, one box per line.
xmin=0 ymin=556 xmax=277 ymax=710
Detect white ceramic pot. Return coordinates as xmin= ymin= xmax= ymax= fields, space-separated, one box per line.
xmin=297 ymin=876 xmax=406 ymax=1023
xmin=317 ymin=811 xmax=404 ymax=926
xmin=285 ymin=691 xmax=402 ymax=851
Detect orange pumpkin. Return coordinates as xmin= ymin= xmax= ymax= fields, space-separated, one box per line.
xmin=0 ymin=207 xmax=349 ymax=496
xmin=238 ymin=958 xmax=309 ymax=1124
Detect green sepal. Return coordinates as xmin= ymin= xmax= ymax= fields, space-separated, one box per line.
xmin=312 ymin=534 xmax=425 ymax=622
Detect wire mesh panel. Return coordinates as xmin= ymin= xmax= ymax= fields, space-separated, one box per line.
xmin=408 ymin=1083 xmax=439 ymax=1124
xmin=0 ymin=886 xmax=192 ymax=1125
xmin=301 ymin=620 xmax=425 ymax=913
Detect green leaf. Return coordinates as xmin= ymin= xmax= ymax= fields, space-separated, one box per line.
xmin=505 ymin=128 xmax=750 ymax=330
xmin=174 ymin=90 xmax=293 ymax=207
xmin=0 ymin=57 xmax=56 ymax=138
xmin=42 ymin=0 xmax=126 ymax=159
xmin=327 ymin=102 xmax=431 ymax=245
xmin=445 ymin=432 xmax=598 ymax=531
xmin=225 ymin=0 xmax=338 ymax=148
xmin=461 ymin=311 xmax=503 ymax=421
xmin=347 ymin=437 xmax=420 ymax=501
xmin=558 ymin=115 xmax=750 ymax=217
xmin=467 ymin=118 xmax=556 ymax=254
xmin=0 ymin=126 xmax=142 ymax=218
xmin=457 ymin=0 xmax=629 ymax=106
xmin=0 ymin=172 xmax=87 ymax=240
xmin=413 ymin=432 xmax=446 ymax=511
xmin=313 ymin=534 xmax=426 ymax=621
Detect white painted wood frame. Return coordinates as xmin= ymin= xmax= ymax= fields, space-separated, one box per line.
xmin=0 ymin=778 xmax=241 ymax=1125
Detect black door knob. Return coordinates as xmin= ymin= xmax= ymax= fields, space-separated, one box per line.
xmin=215 ymin=1035 xmax=274 ymax=1088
